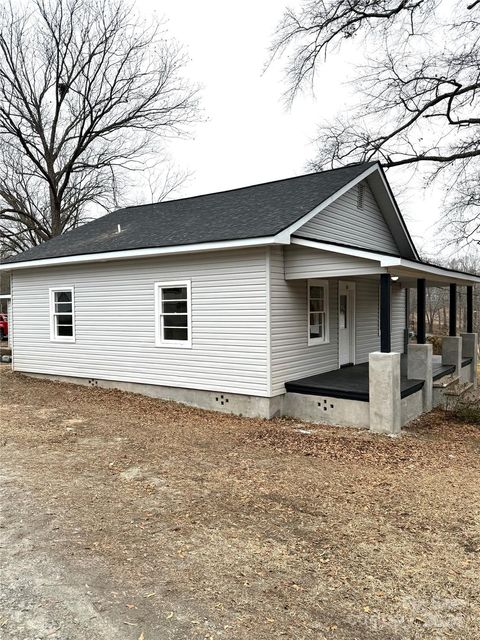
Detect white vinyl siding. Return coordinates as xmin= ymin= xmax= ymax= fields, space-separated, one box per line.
xmin=356 ymin=278 xmax=406 ymax=362
xmin=297 ymin=180 xmax=400 ymax=255
xmin=285 ymin=245 xmax=383 ymax=280
xmin=269 ymin=247 xmax=338 ymax=395
xmin=12 ymin=248 xmax=269 ymax=396
xmin=269 ymin=249 xmax=407 ymax=394
xmin=391 ymin=284 xmax=406 ymax=353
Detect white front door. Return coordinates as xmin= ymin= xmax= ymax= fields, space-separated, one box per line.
xmin=338 ymin=281 xmax=355 ymax=366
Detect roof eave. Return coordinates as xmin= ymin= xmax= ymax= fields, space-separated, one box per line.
xmin=0 ymin=235 xmax=288 ymax=271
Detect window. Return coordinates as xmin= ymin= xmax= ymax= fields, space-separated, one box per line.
xmin=155 ymin=281 xmax=191 ymax=347
xmin=308 ymin=281 xmax=329 ymax=345
xmin=50 ymin=288 xmax=75 ymax=342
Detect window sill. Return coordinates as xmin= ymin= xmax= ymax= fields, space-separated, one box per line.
xmin=155 ymin=341 xmax=192 ymax=349
xmin=308 ymin=338 xmax=330 ymax=347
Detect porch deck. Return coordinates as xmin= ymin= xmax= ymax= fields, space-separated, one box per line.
xmin=285 ymin=355 xmax=473 ymax=402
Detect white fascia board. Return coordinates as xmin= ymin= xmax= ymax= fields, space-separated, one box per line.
xmin=283 ymin=163 xmax=380 ymax=237
xmin=374 ymin=169 xmax=419 ymax=260
xmin=384 ymin=258 xmax=480 ymax=284
xmin=0 ymin=235 xmax=284 ymax=271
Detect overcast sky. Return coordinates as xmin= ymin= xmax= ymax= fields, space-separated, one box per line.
xmin=136 ymin=0 xmax=446 ymax=258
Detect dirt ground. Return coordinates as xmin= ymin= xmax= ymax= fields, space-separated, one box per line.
xmin=0 ymin=367 xmax=479 ymax=640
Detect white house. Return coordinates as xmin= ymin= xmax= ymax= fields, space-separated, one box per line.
xmin=1 ymin=162 xmax=478 ymax=433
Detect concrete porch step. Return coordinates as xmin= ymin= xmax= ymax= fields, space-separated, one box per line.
xmin=433 ymin=375 xmax=459 ymax=390
xmin=443 ymin=381 xmax=474 ymax=397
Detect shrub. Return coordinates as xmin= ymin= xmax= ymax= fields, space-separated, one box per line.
xmin=448 ymin=397 xmax=480 ymax=424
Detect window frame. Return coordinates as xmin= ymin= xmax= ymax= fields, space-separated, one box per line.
xmin=49 ymin=286 xmax=76 ymax=343
xmin=307 ymin=280 xmax=330 ymax=346
xmin=154 ymin=280 xmax=192 ymax=348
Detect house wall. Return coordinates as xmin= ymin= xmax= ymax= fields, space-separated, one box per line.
xmin=270 ymin=247 xmax=339 ymax=395
xmin=269 ymin=247 xmax=406 ymax=395
xmin=355 ymin=279 xmax=405 ymax=362
xmin=12 ymin=248 xmax=270 ymax=397
xmin=297 ymin=180 xmax=400 ymax=255
xmin=285 ymin=245 xmax=384 ymax=279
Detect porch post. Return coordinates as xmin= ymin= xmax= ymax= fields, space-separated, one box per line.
xmin=417 ymin=278 xmax=426 ymax=344
xmin=369 ymin=352 xmax=401 ymax=434
xmin=467 ymin=285 xmax=473 ymax=334
xmin=408 ymin=343 xmax=433 ymax=412
xmin=380 ymin=274 xmax=391 ymax=352
xmin=449 ymin=283 xmax=457 ymax=336
xmin=461 ymin=332 xmax=478 ymax=389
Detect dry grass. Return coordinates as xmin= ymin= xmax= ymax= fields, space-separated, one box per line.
xmin=0 ymin=368 xmax=479 ymax=639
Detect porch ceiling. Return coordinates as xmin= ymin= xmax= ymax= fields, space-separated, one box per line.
xmin=290 ymin=238 xmax=480 ymax=287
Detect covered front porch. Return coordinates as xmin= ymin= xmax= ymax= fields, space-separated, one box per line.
xmin=285 ymin=354 xmax=473 ymax=402
xmin=282 ymin=238 xmax=479 ymax=433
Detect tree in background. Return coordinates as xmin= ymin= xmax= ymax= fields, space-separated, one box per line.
xmin=272 ymin=0 xmax=480 ymax=246
xmin=0 ymin=0 xmax=198 ymax=254
xmin=409 ymin=250 xmax=480 ymax=337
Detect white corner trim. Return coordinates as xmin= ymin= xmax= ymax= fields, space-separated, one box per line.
xmin=0 ymin=236 xmax=282 ymax=271
xmin=265 ymin=248 xmax=272 ymax=397
xmin=283 ymin=164 xmax=380 ymax=237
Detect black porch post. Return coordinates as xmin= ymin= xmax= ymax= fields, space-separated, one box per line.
xmin=417 ymin=278 xmax=426 ymax=345
xmin=449 ymin=283 xmax=457 ymax=336
xmin=467 ymin=285 xmax=473 ymax=333
xmin=380 ymin=274 xmax=391 ymax=352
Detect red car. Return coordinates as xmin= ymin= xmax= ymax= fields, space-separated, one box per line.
xmin=0 ymin=313 xmax=8 ymax=340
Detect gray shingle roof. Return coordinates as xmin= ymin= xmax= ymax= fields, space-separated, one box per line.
xmin=4 ymin=162 xmax=375 ymax=264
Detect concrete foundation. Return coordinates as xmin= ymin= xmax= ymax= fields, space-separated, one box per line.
xmin=407 ymin=343 xmax=433 ymax=413
xmin=283 ymin=392 xmax=370 ymax=428
xmin=442 ymin=336 xmax=462 ymax=376
xmin=369 ymin=352 xmax=401 ymax=435
xmin=23 ymin=366 xmax=429 ymax=434
xmin=460 ymin=363 xmax=473 ymax=384
xmin=22 ymin=372 xmax=283 ymax=419
xmin=460 ymin=332 xmax=478 ymax=389
xmin=401 ymin=389 xmax=424 ymax=426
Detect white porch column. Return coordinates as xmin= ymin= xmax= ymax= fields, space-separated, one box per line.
xmin=461 ymin=333 xmax=478 ymax=389
xmin=407 ymin=343 xmax=433 ymax=412
xmin=442 ymin=336 xmax=462 ymax=376
xmin=369 ymin=352 xmax=401 ymax=435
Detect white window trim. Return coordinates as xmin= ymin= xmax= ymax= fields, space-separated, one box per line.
xmin=307 ymin=279 xmax=330 ymax=346
xmin=155 ymin=280 xmax=192 ymax=348
xmin=49 ymin=286 xmax=75 ymax=343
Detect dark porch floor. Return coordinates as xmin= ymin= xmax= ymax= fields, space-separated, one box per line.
xmin=285 ymin=355 xmax=473 ymax=402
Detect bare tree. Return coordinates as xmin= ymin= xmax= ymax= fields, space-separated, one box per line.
xmin=0 ymin=0 xmax=198 ymax=254
xmin=272 ymin=0 xmax=480 ymax=245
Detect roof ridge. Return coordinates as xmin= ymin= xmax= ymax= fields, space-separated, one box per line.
xmin=117 ymin=161 xmax=378 ymax=213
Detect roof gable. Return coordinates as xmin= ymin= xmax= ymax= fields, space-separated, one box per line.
xmin=296 ymin=179 xmax=400 ymax=255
